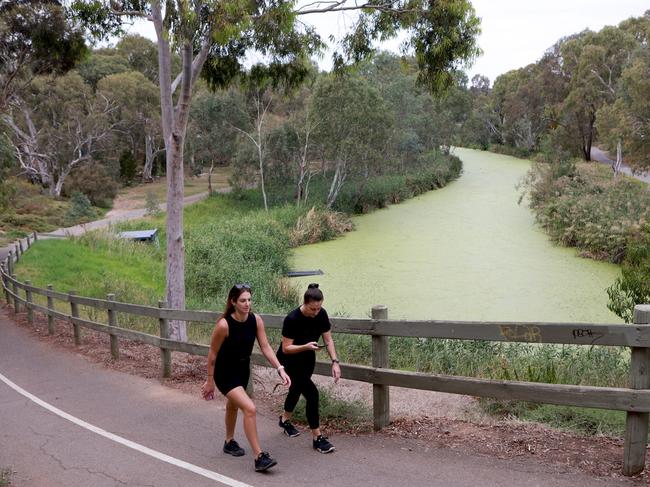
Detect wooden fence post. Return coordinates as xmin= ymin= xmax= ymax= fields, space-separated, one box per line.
xmin=107 ymin=294 xmax=120 ymax=360
xmin=33 ymin=232 xmax=38 ymax=242
xmin=623 ymin=304 xmax=650 ymax=476
xmin=372 ymin=304 xmax=390 ymax=430
xmin=1 ymin=264 xmax=8 ymax=305
xmin=7 ymin=250 xmax=13 ymax=276
xmin=47 ymin=285 xmax=55 ymax=335
xmin=25 ymin=280 xmax=33 ymax=324
xmin=26 ymin=235 xmax=30 ymax=248
xmin=17 ymin=240 xmax=23 ymax=256
xmin=158 ymin=300 xmax=171 ymax=378
xmin=11 ymin=275 xmax=20 ymax=314
xmin=69 ymin=290 xmax=81 ymax=346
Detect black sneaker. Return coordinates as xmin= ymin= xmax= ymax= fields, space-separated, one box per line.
xmin=223 ymin=439 xmax=245 ymax=457
xmin=313 ymin=435 xmax=335 ymax=453
xmin=254 ymin=451 xmax=277 ymax=472
xmin=278 ymin=416 xmax=300 ymax=437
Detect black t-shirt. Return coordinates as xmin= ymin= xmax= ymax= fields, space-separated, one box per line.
xmin=276 ymin=306 xmax=331 ymax=365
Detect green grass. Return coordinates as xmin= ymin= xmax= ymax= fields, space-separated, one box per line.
xmin=112 ymin=168 xmax=233 ymax=210
xmin=16 ymin=236 xmax=164 ymax=303
xmin=0 ymin=179 xmax=92 ymax=246
xmin=290 ymin=386 xmax=371 ymax=430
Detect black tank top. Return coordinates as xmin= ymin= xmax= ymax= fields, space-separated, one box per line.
xmin=215 ymin=313 xmax=257 ymax=368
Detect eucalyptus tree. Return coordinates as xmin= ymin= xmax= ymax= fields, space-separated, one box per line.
xmin=557 ymin=27 xmax=636 ymax=160
xmin=596 ymin=51 xmax=650 ymax=174
xmin=74 ymin=0 xmax=480 ymax=340
xmin=115 ymin=34 xmax=160 ymax=83
xmin=3 ymin=72 xmax=117 ymax=197
xmin=76 ymin=49 xmax=130 ymax=88
xmin=97 ymin=71 xmax=162 ymax=181
xmin=311 ymin=74 xmax=391 ymax=208
xmin=0 ymin=0 xmax=86 ymax=112
xmin=186 ymin=84 xmax=246 ymax=186
xmin=595 ymin=12 xmax=650 ymax=174
xmin=459 ymin=74 xmax=492 ymax=149
xmin=490 ymin=63 xmax=554 ymax=152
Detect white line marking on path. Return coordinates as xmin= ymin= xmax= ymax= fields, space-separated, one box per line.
xmin=0 ymin=371 xmax=253 ymax=487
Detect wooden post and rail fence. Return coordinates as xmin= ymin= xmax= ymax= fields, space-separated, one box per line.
xmin=1 ymin=235 xmax=650 ymax=476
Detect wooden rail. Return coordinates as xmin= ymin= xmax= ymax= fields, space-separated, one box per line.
xmin=1 ymin=234 xmax=650 ymax=475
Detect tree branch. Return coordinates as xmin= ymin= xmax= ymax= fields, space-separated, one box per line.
xmin=296 ymin=1 xmax=416 ymax=15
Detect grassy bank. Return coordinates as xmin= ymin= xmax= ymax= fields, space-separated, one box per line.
xmin=520 ymin=159 xmax=650 ymax=324
xmin=0 ymin=179 xmax=106 ymax=246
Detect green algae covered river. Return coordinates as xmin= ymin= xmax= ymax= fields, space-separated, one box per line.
xmin=290 ymin=148 xmax=622 ymax=323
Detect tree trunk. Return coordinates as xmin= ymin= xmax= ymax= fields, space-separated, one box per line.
xmin=143 ymin=134 xmax=155 ymax=182
xmin=326 ymin=159 xmax=347 ymax=209
xmin=165 ymin=133 xmax=187 ymax=341
xmin=257 ymin=142 xmax=268 ymax=211
xmin=153 ymin=3 xmax=187 ymax=341
xmin=208 ymin=161 xmax=214 ymax=195
xmin=613 ymin=139 xmax=623 ymax=177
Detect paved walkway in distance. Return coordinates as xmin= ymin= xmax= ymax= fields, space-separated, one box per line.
xmin=42 ymin=190 xmax=215 ymax=238
xmin=591 ymin=147 xmax=650 ymax=184
xmin=0 ymin=307 xmax=629 ymax=487
xmin=0 ymin=189 xmax=225 ymax=264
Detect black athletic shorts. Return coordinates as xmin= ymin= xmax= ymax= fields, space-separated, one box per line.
xmin=215 ymin=359 xmax=250 ymax=396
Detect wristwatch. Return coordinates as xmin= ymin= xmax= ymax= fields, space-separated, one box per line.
xmin=331 ymin=359 xmax=340 ymax=364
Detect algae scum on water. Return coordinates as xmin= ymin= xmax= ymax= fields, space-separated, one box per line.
xmin=291 ymin=148 xmax=622 ymax=323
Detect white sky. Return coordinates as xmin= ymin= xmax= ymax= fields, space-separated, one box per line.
xmin=127 ymin=1 xmax=649 ymax=84
xmin=467 ymin=0 xmax=649 ymax=83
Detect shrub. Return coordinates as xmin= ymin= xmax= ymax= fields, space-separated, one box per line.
xmin=65 ymin=192 xmax=96 ymax=225
xmin=64 ymin=162 xmax=119 ymax=208
xmin=290 ymin=207 xmax=353 ymax=246
xmin=488 ymin=143 xmax=531 ymax=159
xmin=144 ymin=190 xmax=162 ymax=217
xmin=607 ymin=224 xmax=650 ymax=322
xmin=332 ymin=154 xmax=462 ymax=214
xmin=520 ymin=162 xmax=650 ymax=262
xmin=184 ymin=212 xmax=297 ymax=312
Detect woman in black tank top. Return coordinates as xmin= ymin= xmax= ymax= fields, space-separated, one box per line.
xmin=201 ymin=284 xmax=291 ymax=472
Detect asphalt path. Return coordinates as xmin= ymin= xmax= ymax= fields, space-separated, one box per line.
xmin=591 ymin=147 xmax=650 ymax=184
xmin=0 ymin=308 xmax=632 ymax=487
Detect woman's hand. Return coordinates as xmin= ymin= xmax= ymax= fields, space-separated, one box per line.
xmin=332 ymin=362 xmax=341 ymax=384
xmin=304 ymin=341 xmax=320 ymax=351
xmin=278 ymin=367 xmax=292 ymax=387
xmin=201 ymin=378 xmax=216 ymax=400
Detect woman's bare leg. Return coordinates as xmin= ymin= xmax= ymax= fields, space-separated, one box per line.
xmin=225 ymin=397 xmax=238 ymax=441
xmin=226 ymin=387 xmax=262 ymax=457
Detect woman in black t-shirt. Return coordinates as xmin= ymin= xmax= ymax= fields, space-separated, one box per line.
xmin=276 ymin=283 xmax=341 ymax=454
xmin=201 ymin=284 xmax=291 ymax=472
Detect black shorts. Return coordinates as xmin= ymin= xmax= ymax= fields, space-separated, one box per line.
xmin=215 ymin=359 xmax=250 ymax=396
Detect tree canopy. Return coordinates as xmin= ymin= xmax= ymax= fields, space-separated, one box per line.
xmin=0 ymin=0 xmax=87 ymax=112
